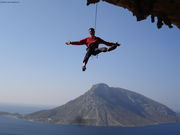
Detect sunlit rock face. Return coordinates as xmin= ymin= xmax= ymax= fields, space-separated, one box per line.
xmin=87 ymin=0 xmax=180 ymax=29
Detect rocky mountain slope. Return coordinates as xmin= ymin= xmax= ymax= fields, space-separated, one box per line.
xmin=24 ymin=83 xmax=179 ymax=126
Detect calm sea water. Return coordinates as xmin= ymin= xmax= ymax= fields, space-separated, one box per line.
xmin=0 ymin=116 xmax=180 ymax=135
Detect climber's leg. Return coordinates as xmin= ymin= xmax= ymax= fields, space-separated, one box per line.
xmin=93 ymin=47 xmax=108 ymax=55
xmin=107 ymin=45 xmax=118 ymax=52
xmin=82 ymin=47 xmax=92 ymax=71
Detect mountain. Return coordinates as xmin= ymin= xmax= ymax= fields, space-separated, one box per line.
xmin=177 ymin=113 xmax=180 ymax=119
xmin=24 ymin=83 xmax=179 ymax=126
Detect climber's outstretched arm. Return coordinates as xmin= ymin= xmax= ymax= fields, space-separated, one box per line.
xmin=99 ymin=38 xmax=120 ymax=52
xmin=99 ymin=38 xmax=120 ymax=47
xmin=65 ymin=38 xmax=87 ymax=45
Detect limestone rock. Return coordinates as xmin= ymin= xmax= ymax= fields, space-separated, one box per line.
xmin=87 ymin=0 xmax=180 ymax=29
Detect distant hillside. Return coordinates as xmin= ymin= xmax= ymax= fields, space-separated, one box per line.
xmin=177 ymin=113 xmax=180 ymax=120
xmin=0 ymin=112 xmax=21 ymax=118
xmin=0 ymin=103 xmax=54 ymax=114
xmin=24 ymin=83 xmax=179 ymax=126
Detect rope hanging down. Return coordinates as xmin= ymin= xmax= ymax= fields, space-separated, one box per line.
xmin=94 ymin=3 xmax=99 ymax=59
xmin=94 ymin=3 xmax=98 ymax=31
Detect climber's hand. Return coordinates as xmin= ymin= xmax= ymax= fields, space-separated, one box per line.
xmin=65 ymin=41 xmax=71 ymax=45
xmin=115 ymin=42 xmax=120 ymax=46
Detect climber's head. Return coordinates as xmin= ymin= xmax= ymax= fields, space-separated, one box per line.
xmin=88 ymin=28 xmax=95 ymax=36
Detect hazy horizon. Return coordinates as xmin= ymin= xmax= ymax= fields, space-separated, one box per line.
xmin=0 ymin=0 xmax=179 ymax=112
xmin=0 ymin=83 xmax=180 ymax=113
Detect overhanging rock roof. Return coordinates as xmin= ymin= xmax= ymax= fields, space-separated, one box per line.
xmin=87 ymin=0 xmax=180 ymax=29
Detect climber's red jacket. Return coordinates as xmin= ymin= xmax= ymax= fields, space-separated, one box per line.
xmin=69 ymin=36 xmax=116 ymax=47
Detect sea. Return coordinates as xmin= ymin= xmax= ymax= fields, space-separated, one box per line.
xmin=0 ymin=116 xmax=180 ymax=135
xmin=0 ymin=104 xmax=180 ymax=135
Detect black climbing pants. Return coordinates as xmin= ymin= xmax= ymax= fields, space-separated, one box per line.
xmin=83 ymin=43 xmax=117 ymax=65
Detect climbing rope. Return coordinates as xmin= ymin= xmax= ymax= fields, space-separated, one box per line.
xmin=94 ymin=3 xmax=98 ymax=31
xmin=94 ymin=3 xmax=99 ymax=59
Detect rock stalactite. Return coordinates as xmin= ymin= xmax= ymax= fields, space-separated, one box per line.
xmin=87 ymin=0 xmax=180 ymax=29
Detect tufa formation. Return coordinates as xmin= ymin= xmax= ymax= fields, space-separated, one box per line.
xmin=87 ymin=0 xmax=180 ymax=29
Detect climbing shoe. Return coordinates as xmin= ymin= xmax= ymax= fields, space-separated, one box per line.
xmin=82 ymin=65 xmax=86 ymax=71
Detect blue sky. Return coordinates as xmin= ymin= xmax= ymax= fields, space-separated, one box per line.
xmin=0 ymin=0 xmax=179 ymax=111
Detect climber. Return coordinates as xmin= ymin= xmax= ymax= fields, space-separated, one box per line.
xmin=65 ymin=28 xmax=120 ymax=71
